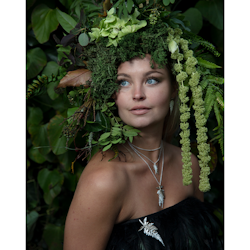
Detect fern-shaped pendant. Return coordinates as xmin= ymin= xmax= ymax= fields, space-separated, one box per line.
xmin=138 ymin=217 xmax=165 ymax=246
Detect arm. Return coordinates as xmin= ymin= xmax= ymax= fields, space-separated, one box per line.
xmin=191 ymin=153 xmax=204 ymax=202
xmin=64 ymin=161 xmax=126 ymax=250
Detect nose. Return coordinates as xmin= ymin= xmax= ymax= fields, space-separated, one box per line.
xmin=132 ymin=84 xmax=146 ymax=101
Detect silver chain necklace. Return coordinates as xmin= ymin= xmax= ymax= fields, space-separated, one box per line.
xmin=128 ymin=141 xmax=165 ymax=208
xmin=130 ymin=143 xmax=162 ymax=152
xmin=128 ymin=141 xmax=162 ymax=174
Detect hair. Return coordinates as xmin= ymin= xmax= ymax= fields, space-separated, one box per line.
xmin=162 ymin=63 xmax=180 ymax=143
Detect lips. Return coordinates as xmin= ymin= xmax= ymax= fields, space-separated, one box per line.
xmin=130 ymin=106 xmax=151 ymax=115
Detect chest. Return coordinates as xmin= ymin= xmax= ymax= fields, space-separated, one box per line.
xmin=116 ymin=161 xmax=194 ymax=223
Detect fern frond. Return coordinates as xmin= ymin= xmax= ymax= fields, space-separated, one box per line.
xmin=206 ymin=75 xmax=224 ymax=85
xmin=26 ymin=75 xmax=48 ymax=99
xmin=218 ymin=135 xmax=224 ymax=156
xmin=213 ymin=101 xmax=221 ymax=127
xmin=211 ymin=121 xmax=224 ymax=157
xmin=200 ymin=77 xmax=209 ymax=90
xmin=183 ymin=31 xmax=221 ymax=57
xmin=215 ymin=91 xmax=224 ymax=110
xmin=204 ymin=87 xmax=215 ymax=119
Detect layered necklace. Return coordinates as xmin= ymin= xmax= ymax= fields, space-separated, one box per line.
xmin=128 ymin=141 xmax=165 ymax=208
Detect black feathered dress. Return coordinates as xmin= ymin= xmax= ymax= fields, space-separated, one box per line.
xmin=105 ymin=197 xmax=223 ymax=250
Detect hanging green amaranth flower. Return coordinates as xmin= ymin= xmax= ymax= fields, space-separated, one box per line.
xmin=89 ymin=8 xmax=147 ymax=47
xmin=188 ymin=71 xmax=211 ymax=192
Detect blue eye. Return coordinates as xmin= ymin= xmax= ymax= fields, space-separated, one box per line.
xmin=119 ymin=80 xmax=130 ymax=87
xmin=147 ymin=78 xmax=158 ymax=85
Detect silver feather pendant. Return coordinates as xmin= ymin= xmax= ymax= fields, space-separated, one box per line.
xmin=156 ymin=186 xmax=165 ymax=208
xmin=153 ymin=163 xmax=158 ymax=174
xmin=138 ymin=217 xmax=165 ymax=246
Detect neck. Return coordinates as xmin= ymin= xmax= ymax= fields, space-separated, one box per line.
xmin=128 ymin=133 xmax=163 ymax=162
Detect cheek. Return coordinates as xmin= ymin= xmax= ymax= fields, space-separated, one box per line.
xmin=153 ymin=88 xmax=171 ymax=110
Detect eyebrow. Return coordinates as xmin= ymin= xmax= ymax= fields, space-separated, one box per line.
xmin=117 ymin=70 xmax=164 ymax=78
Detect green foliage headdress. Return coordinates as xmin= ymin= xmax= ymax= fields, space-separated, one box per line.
xmin=27 ymin=0 xmax=224 ymax=192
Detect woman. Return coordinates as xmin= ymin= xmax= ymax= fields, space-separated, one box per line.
xmin=63 ymin=54 xmax=220 ymax=250
xmin=59 ymin=4 xmax=223 ymax=249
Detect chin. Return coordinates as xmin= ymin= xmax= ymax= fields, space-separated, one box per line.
xmin=123 ymin=117 xmax=163 ymax=130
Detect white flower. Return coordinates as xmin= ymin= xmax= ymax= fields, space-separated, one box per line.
xmin=168 ymin=40 xmax=179 ymax=53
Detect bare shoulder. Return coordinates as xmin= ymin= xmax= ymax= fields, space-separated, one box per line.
xmin=64 ymin=150 xmax=128 ymax=250
xmin=78 ymin=150 xmax=128 ymax=191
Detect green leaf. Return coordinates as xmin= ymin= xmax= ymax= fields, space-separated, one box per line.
xmin=123 ymin=130 xmax=138 ymax=137
xmin=111 ymin=138 xmax=122 ymax=144
xmin=101 ymin=104 xmax=108 ymax=112
xmin=170 ymin=0 xmax=175 ymax=3
xmin=28 ymin=123 xmax=51 ymax=155
xmin=78 ymin=33 xmax=89 ymax=46
xmin=95 ymin=111 xmax=111 ymax=130
xmin=163 ymin=0 xmax=170 ymax=6
xmin=42 ymin=61 xmax=60 ymax=77
xmin=99 ymin=132 xmax=111 ymax=141
xmin=195 ymin=0 xmax=223 ymax=30
xmin=31 ymin=4 xmax=59 ymax=44
xmin=47 ymin=81 xmax=59 ymax=100
xmin=47 ymin=115 xmax=69 ymax=155
xmin=183 ymin=8 xmax=203 ymax=34
xmin=28 ymin=147 xmax=46 ymax=164
xmin=88 ymin=12 xmax=101 ymax=18
xmin=127 ymin=0 xmax=133 ymax=13
xmin=27 ymin=107 xmax=43 ymax=129
xmin=37 ymin=168 xmax=50 ymax=191
xmin=111 ymin=131 xmax=122 ymax=137
xmin=27 ymin=47 xmax=47 ymax=80
xmin=118 ymin=5 xmax=123 ymax=18
xmin=107 ymin=102 xmax=115 ymax=107
xmin=103 ymin=143 xmax=112 ymax=151
xmin=67 ymin=107 xmax=78 ymax=118
xmin=56 ymin=8 xmax=77 ymax=33
xmin=112 ymin=0 xmax=124 ymax=9
xmin=27 ymin=211 xmax=39 ymax=241
xmin=123 ymin=2 xmax=128 ymax=18
xmin=123 ymin=125 xmax=134 ymax=130
xmin=123 ymin=125 xmax=140 ymax=133
xmin=99 ymin=140 xmax=111 ymax=146
xmin=43 ymin=224 xmax=64 ymax=250
xmin=197 ymin=57 xmax=222 ymax=69
xmin=38 ymin=169 xmax=64 ymax=205
xmin=129 ymin=136 xmax=133 ymax=143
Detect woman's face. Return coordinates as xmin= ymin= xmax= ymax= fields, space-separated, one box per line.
xmin=115 ymin=54 xmax=175 ymax=130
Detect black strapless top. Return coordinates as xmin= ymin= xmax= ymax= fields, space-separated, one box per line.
xmin=105 ymin=197 xmax=223 ymax=250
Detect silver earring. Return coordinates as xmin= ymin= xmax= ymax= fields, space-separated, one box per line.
xmin=170 ymin=100 xmax=174 ymax=114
